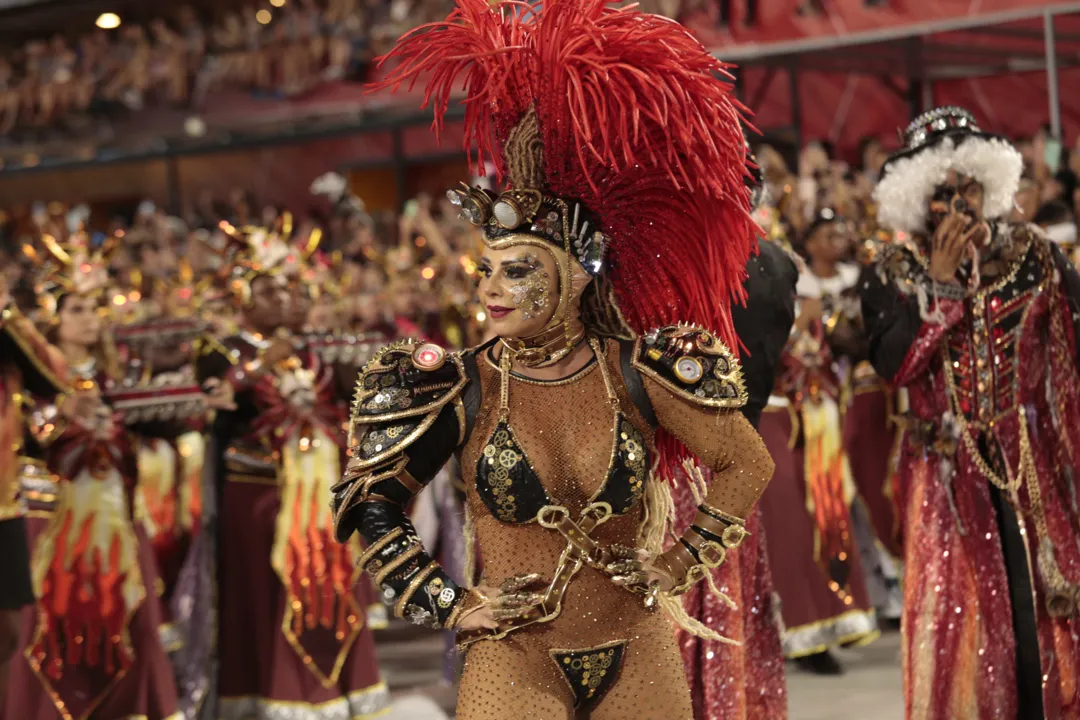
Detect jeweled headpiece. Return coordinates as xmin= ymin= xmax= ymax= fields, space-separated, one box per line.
xmin=374 ymin=0 xmax=757 ymax=348
xmin=218 ymin=214 xmax=322 ymax=305
xmin=874 ymin=105 xmax=1023 ymax=233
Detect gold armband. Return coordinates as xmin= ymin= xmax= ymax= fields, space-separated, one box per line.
xmin=658 ymin=504 xmax=749 ymax=596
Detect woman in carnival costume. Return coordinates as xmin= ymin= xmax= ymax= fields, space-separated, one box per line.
xmin=3 ymin=237 xmax=198 ymax=720
xmin=333 ymin=0 xmax=774 ymax=716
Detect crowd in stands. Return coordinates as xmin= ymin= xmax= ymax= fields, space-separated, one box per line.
xmin=0 ymin=0 xmax=904 ymax=139
xmin=0 ymin=0 xmax=460 ymax=137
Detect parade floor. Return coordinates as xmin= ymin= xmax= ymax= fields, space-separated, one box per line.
xmin=381 ymin=624 xmax=906 ymax=719
xmin=787 ymin=632 xmax=904 ymax=719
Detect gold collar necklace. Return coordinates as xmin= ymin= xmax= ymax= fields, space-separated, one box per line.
xmin=499 ymin=321 xmax=586 ymax=369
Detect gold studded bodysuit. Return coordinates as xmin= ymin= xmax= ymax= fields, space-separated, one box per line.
xmin=333 ymin=329 xmax=774 ymax=720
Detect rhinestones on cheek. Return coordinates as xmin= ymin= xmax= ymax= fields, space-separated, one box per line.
xmin=507 ymin=262 xmax=552 ymax=321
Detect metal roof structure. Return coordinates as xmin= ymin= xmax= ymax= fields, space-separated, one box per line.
xmin=718 ymin=3 xmax=1080 ymax=153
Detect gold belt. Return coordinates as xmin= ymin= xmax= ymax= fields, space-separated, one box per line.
xmin=456 ymin=503 xmax=615 ymax=649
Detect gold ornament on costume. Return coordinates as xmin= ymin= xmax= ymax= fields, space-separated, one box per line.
xmin=23 ymin=229 xmax=120 ymax=322
xmin=507 ymin=253 xmax=552 ymax=321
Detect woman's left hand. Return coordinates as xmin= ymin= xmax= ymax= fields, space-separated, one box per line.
xmin=605 ymin=545 xmax=675 ymax=594
xmin=643 ymin=561 xmax=676 ymax=594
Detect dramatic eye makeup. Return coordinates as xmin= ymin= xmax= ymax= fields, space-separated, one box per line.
xmin=505 ymin=253 xmax=551 ymax=320
xmin=478 ymin=252 xmax=552 ymax=321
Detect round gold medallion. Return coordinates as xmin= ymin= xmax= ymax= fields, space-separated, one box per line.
xmin=412 ymin=343 xmax=446 ymax=371
xmin=673 ymin=356 xmax=704 ymax=384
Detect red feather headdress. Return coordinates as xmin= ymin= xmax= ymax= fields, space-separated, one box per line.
xmin=372 ymin=0 xmax=758 ymax=350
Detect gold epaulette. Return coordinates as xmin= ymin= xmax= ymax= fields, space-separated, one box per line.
xmin=631 ymin=324 xmax=746 ymax=408
xmin=348 ymin=339 xmax=468 ymax=461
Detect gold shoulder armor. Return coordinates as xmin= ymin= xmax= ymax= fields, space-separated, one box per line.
xmin=348 ymin=339 xmax=468 ymax=466
xmin=632 ymin=324 xmax=746 ymax=408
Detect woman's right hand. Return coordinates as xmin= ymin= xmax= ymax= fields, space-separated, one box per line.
xmin=454 ymin=590 xmax=499 ymax=632
xmin=453 ymin=576 xmax=548 ymax=631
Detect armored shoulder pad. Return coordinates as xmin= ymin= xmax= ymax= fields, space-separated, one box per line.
xmin=348 ymin=340 xmax=469 ymax=469
xmin=632 ymin=325 xmax=746 ymax=408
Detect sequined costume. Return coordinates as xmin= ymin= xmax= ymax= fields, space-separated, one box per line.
xmin=338 ymin=330 xmax=771 ymax=717
xmin=336 ymin=1 xmax=773 ymax=717
xmin=758 ymin=256 xmax=878 ymax=658
xmin=197 ymin=223 xmax=389 ymax=720
xmin=862 ymin=107 xmax=1080 ymax=718
xmin=0 ymin=305 xmax=68 ymax=615
xmin=5 ymin=359 xmax=186 ymax=720
xmin=674 ymin=239 xmax=795 ymax=719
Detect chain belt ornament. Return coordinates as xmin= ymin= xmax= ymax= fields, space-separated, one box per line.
xmin=456 ymin=502 xmax=616 ymax=649
xmin=460 ymin=337 xmax=658 ymax=647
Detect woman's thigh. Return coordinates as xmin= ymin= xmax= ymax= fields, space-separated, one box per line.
xmin=588 ymin=621 xmax=694 ymax=720
xmin=457 ymin=637 xmax=574 ymax=720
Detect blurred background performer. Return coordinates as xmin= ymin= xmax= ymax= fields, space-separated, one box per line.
xmin=2 ymin=236 xmax=203 ymax=720
xmin=796 ymin=205 xmax=903 ymax=626
xmin=0 ymin=280 xmax=73 ymax=708
xmin=674 ymin=161 xmax=793 ymax=720
xmin=195 ymin=220 xmax=389 ymax=720
xmin=758 ymin=208 xmax=879 ymax=676
xmin=861 ymin=106 xmax=1080 ymax=719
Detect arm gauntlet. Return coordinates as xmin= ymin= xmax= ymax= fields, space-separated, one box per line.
xmin=331 ymin=340 xmax=470 ymax=629
xmin=656 ymin=504 xmax=750 ymax=595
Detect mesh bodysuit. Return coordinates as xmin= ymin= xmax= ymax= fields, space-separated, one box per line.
xmin=455 ymin=339 xmax=771 ymax=719
xmin=336 ymin=334 xmax=773 ymax=720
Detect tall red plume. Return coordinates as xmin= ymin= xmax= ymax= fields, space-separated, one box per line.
xmin=372 ymin=0 xmax=759 ymax=479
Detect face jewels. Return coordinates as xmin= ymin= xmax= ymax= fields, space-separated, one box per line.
xmin=507 ymin=254 xmax=552 ymax=321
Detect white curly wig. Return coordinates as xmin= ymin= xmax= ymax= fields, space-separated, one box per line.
xmin=873 ymin=109 xmax=1023 ymax=234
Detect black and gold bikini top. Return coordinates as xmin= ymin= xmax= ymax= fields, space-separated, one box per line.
xmin=338 ymin=326 xmax=745 ymax=539
xmin=474 ymin=337 xmax=650 ymax=525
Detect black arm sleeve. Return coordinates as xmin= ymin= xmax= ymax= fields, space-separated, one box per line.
xmin=858 ymin=265 xmax=923 ymax=384
xmin=333 ymin=403 xmax=466 ymax=629
xmin=732 ymin=241 xmax=797 ymax=428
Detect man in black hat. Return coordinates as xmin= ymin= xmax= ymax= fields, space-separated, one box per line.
xmin=860 ymin=106 xmax=1080 ymax=718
